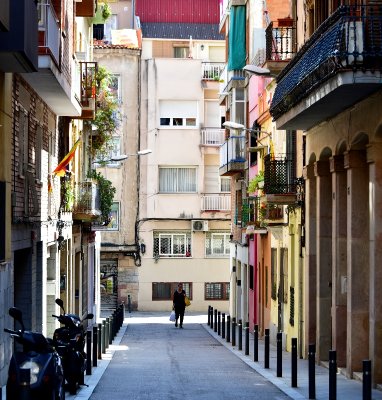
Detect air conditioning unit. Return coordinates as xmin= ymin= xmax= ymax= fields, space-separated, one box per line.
xmin=192 ymin=220 xmax=209 ymax=232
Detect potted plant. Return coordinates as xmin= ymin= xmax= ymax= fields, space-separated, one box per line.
xmin=248 ymin=170 xmax=264 ymax=193
xmin=88 ymin=170 xmax=116 ymax=224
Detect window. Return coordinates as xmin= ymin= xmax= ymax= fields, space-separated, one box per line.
xmin=220 ymin=177 xmax=230 ymax=192
xmin=205 ymin=283 xmax=230 ymax=300
xmin=174 ymin=47 xmax=189 ymax=58
xmin=249 ymin=265 xmax=254 ymax=290
xmin=97 ymin=202 xmax=120 ymax=231
xmin=152 ymin=282 xmax=192 ymax=300
xmin=109 ymin=74 xmax=121 ymax=103
xmin=35 ymin=125 xmax=42 ymax=181
xmin=153 ymin=231 xmax=192 ymax=258
xmin=18 ymin=109 xmax=29 ymax=177
xmin=159 ymin=100 xmax=198 ymax=128
xmin=159 ymin=167 xmax=197 ymax=193
xmin=205 ymin=232 xmax=230 ymax=257
xmin=279 ymin=247 xmax=288 ymax=303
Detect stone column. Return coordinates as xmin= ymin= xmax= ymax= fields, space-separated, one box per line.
xmin=367 ymin=143 xmax=382 ymax=383
xmin=303 ymin=164 xmax=317 ymax=351
xmin=315 ymin=160 xmax=332 ymax=361
xmin=330 ymin=155 xmax=347 ymax=367
xmin=344 ymin=150 xmax=369 ymax=376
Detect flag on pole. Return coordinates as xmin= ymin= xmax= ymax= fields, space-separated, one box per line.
xmin=53 ymin=139 xmax=81 ymax=177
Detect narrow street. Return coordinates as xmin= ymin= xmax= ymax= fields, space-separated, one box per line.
xmin=88 ymin=314 xmax=288 ymax=400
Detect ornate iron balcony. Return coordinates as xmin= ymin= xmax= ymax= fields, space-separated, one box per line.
xmin=271 ymin=5 xmax=382 ymax=129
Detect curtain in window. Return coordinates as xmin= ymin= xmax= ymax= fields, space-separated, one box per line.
xmin=159 ymin=168 xmax=196 ymax=193
xmin=228 ymin=6 xmax=246 ymax=71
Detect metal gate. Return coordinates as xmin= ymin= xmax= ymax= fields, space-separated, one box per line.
xmin=100 ymin=260 xmax=118 ymax=313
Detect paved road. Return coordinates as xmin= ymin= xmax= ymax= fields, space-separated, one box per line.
xmin=89 ymin=314 xmax=288 ymax=400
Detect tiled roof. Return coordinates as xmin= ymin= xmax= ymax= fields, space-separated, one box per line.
xmin=141 ymin=22 xmax=224 ymax=40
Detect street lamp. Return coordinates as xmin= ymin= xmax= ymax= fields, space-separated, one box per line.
xmin=93 ymin=149 xmax=152 ymax=164
xmin=242 ymin=65 xmax=277 ymax=78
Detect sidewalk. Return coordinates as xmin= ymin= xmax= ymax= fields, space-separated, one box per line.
xmin=65 ymin=312 xmax=382 ymax=400
xmin=203 ymin=320 xmax=382 ymax=400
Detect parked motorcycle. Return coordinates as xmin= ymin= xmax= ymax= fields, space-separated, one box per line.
xmin=4 ymin=306 xmax=65 ymax=400
xmin=52 ymin=298 xmax=94 ymax=395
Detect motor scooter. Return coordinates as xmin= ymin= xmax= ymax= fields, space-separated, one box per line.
xmin=4 ymin=306 xmax=65 ymax=400
xmin=52 ymin=298 xmax=94 ymax=395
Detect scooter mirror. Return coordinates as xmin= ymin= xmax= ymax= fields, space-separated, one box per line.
xmin=86 ymin=313 xmax=94 ymax=320
xmin=55 ymin=298 xmax=64 ymax=310
xmin=9 ymin=307 xmax=25 ymax=332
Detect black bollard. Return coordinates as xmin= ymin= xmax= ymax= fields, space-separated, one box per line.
xmin=264 ymin=328 xmax=270 ymax=369
xmin=128 ymin=295 xmax=132 ymax=313
xmin=291 ymin=338 xmax=297 ymax=387
xmin=19 ymin=368 xmax=30 ymax=400
xmin=109 ymin=315 xmax=114 ymax=344
xmin=232 ymin=317 xmax=236 ymax=347
xmin=210 ymin=307 xmax=214 ymax=329
xmin=329 ymin=350 xmax=337 ymax=400
xmin=238 ymin=319 xmax=242 ymax=351
xmin=93 ymin=326 xmax=98 ymax=367
xmin=86 ymin=330 xmax=92 ymax=375
xmin=276 ymin=332 xmax=282 ymax=377
xmin=214 ymin=309 xmax=217 ymax=332
xmin=222 ymin=313 xmax=226 ymax=339
xmin=105 ymin=318 xmax=109 ymax=350
xmin=245 ymin=322 xmax=249 ymax=356
xmin=101 ymin=321 xmax=106 ymax=354
xmin=363 ymin=360 xmax=372 ymax=400
xmin=208 ymin=306 xmax=211 ymax=325
xmin=98 ymin=323 xmax=102 ymax=359
xmin=254 ymin=324 xmax=259 ymax=362
xmin=226 ymin=315 xmax=230 ymax=343
xmin=308 ymin=344 xmax=316 ymax=399
xmin=218 ymin=311 xmax=221 ymax=336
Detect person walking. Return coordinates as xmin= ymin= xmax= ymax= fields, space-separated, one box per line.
xmin=173 ymin=283 xmax=186 ymax=328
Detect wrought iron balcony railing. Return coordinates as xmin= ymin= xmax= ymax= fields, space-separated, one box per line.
xmin=271 ymin=4 xmax=382 ymax=123
xmin=264 ymin=154 xmax=296 ymax=195
xmin=73 ymin=181 xmax=101 ymax=220
xmin=241 ymin=196 xmax=284 ymax=228
xmin=266 ymin=19 xmax=296 ymax=62
xmin=80 ymin=62 xmax=98 ymax=119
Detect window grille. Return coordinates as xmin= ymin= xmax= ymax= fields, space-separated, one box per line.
xmin=152 ymin=282 xmax=192 ymax=300
xmin=205 ymin=232 xmax=230 ymax=257
xmin=289 ymin=286 xmax=295 ymax=326
xmin=205 ymin=282 xmax=230 ymax=300
xmin=153 ymin=231 xmax=192 ymax=258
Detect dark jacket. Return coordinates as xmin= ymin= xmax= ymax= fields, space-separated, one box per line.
xmin=173 ymin=289 xmax=186 ymax=310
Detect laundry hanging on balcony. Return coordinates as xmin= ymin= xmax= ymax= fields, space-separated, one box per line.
xmin=228 ymin=6 xmax=246 ymax=71
xmin=53 ymin=139 xmax=81 ymax=177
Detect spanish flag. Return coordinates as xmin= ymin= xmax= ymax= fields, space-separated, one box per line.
xmin=53 ymin=139 xmax=81 ymax=177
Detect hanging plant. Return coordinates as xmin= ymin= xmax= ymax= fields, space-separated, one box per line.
xmin=88 ymin=170 xmax=116 ymax=223
xmin=102 ymin=2 xmax=112 ymax=20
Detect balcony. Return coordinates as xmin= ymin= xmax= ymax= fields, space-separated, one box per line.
xmin=271 ymin=5 xmax=382 ymax=130
xmin=76 ymin=0 xmax=96 ymax=18
xmin=219 ymin=136 xmax=246 ymax=176
xmin=201 ymin=194 xmax=231 ymax=212
xmin=264 ymin=18 xmax=296 ymax=76
xmin=219 ymin=68 xmax=245 ymax=105
xmin=79 ymin=62 xmax=98 ymax=120
xmin=202 ymin=62 xmax=226 ymax=80
xmin=72 ymin=181 xmax=101 ymax=221
xmin=0 ymin=0 xmax=38 ymax=72
xmin=21 ymin=1 xmax=82 ymax=116
xmin=263 ymin=154 xmax=297 ymax=204
xmin=242 ymin=196 xmax=284 ymax=231
xmin=201 ymin=128 xmax=225 ymax=146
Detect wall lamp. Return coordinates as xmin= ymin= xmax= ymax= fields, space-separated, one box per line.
xmin=93 ymin=149 xmax=152 ymax=164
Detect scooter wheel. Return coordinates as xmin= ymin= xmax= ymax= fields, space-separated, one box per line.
xmin=68 ymin=380 xmax=77 ymax=395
